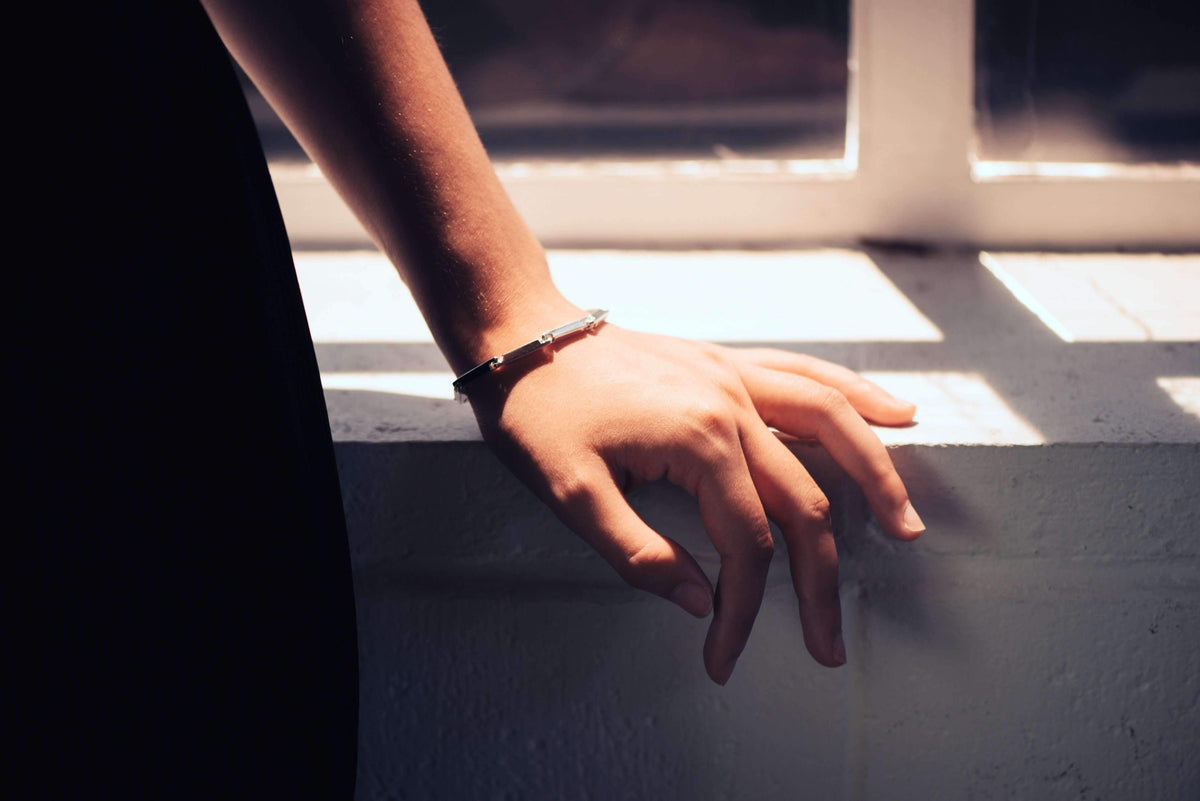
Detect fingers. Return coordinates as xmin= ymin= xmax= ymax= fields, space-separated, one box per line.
xmin=738 ymin=365 xmax=925 ymax=541
xmin=730 ymin=348 xmax=916 ymax=426
xmin=740 ymin=423 xmax=845 ymax=667
xmin=689 ymin=443 xmax=775 ymax=685
xmin=546 ymin=463 xmax=714 ymax=618
xmin=548 ymin=439 xmax=773 ymax=686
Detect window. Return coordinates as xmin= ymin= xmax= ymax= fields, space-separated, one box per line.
xmin=255 ymin=0 xmax=1200 ymax=249
xmin=975 ymin=0 xmax=1200 ymax=165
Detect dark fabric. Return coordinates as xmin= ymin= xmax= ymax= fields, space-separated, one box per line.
xmin=19 ymin=3 xmax=358 ymax=797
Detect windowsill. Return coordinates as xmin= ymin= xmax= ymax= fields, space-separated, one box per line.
xmin=304 ymin=247 xmax=1200 ymax=447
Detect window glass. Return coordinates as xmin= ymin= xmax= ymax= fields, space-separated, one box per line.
xmin=975 ymin=0 xmax=1200 ymax=164
xmin=246 ymin=0 xmax=850 ymax=163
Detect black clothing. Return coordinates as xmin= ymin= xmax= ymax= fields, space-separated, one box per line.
xmin=21 ymin=4 xmax=358 ymax=797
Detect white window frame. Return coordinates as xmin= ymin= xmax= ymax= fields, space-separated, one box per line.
xmin=273 ymin=0 xmax=1200 ymax=250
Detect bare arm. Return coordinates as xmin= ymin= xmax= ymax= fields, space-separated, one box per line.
xmin=203 ymin=0 xmax=924 ymax=684
xmin=203 ymin=0 xmax=573 ymax=372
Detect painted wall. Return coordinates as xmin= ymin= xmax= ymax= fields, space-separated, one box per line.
xmin=338 ymin=439 xmax=1200 ymax=800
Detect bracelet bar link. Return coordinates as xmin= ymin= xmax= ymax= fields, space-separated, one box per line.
xmin=453 ymin=309 xmax=609 ymax=402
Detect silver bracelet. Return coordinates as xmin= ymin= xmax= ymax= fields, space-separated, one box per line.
xmin=452 ymin=309 xmax=610 ymax=402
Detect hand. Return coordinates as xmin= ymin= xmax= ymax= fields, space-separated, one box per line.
xmin=464 ymin=317 xmax=923 ymax=685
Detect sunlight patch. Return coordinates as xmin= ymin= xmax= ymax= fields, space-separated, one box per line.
xmin=296 ymin=252 xmax=430 ymax=343
xmin=550 ymin=250 xmax=943 ymax=343
xmin=980 ymin=252 xmax=1200 ymax=342
xmin=861 ymin=371 xmax=1044 ymax=445
xmin=1156 ymin=377 xmax=1200 ymax=419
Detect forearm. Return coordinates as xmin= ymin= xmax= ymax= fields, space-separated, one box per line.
xmin=202 ymin=0 xmax=578 ymax=372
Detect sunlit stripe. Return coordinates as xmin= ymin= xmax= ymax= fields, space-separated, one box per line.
xmin=861 ymin=371 xmax=1044 ymax=445
xmin=1156 ymin=377 xmax=1200 ymax=418
xmin=321 ymin=371 xmax=456 ymax=401
xmin=495 ymin=158 xmax=854 ymax=180
xmin=979 ymin=252 xmax=1076 ymax=342
xmin=972 ymin=160 xmax=1200 ymax=182
xmin=782 ymin=158 xmax=854 ymax=177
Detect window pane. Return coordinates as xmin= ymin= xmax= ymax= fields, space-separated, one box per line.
xmin=975 ymin=0 xmax=1200 ymax=164
xmin=247 ymin=0 xmax=850 ymax=163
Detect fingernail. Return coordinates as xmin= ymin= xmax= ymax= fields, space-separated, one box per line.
xmin=669 ymin=582 xmax=713 ymax=618
xmin=902 ymin=501 xmax=925 ymax=535
xmin=832 ymin=632 xmax=846 ymax=665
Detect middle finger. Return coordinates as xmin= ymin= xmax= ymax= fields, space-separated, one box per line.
xmin=740 ymin=421 xmax=845 ymax=667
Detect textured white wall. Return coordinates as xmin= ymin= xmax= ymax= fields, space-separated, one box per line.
xmin=336 ymin=439 xmax=1199 ymax=800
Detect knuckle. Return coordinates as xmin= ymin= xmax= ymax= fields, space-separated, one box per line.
xmin=678 ymin=400 xmax=739 ymax=458
xmin=620 ymin=539 xmax=673 ymax=590
xmin=742 ymin=527 xmax=776 ymax=563
xmin=718 ymin=515 xmax=775 ymax=565
xmin=800 ymin=492 xmax=833 ymax=530
xmin=816 ymin=386 xmax=851 ymax=419
xmin=813 ymin=387 xmax=851 ymax=438
xmin=869 ymin=455 xmax=901 ymax=487
xmin=748 ymin=532 xmax=777 ymax=563
xmin=715 ymin=369 xmax=753 ymax=408
xmin=708 ymin=360 xmax=736 ymax=383
xmin=698 ymin=342 xmax=728 ymax=364
xmin=704 ymin=358 xmax=746 ymax=400
xmin=547 ymin=471 xmax=593 ymax=510
xmin=686 ymin=400 xmax=728 ymax=435
xmin=777 ymin=488 xmax=832 ymax=532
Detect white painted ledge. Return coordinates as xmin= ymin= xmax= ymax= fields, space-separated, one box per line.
xmin=303 ymin=248 xmax=1200 ymax=446
xmin=303 ymin=248 xmax=1200 ymax=801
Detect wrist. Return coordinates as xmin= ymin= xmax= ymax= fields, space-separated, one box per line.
xmin=451 ymin=307 xmax=608 ymax=401
xmin=435 ymin=281 xmax=585 ymax=376
xmin=400 ymin=229 xmax=583 ymax=374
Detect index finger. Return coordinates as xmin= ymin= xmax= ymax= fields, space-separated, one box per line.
xmin=689 ymin=441 xmax=775 ymax=686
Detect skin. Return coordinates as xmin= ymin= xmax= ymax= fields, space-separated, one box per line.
xmin=203 ymin=0 xmax=924 ymax=684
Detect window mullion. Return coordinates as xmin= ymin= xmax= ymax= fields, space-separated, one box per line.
xmin=853 ymin=0 xmax=977 ymax=235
